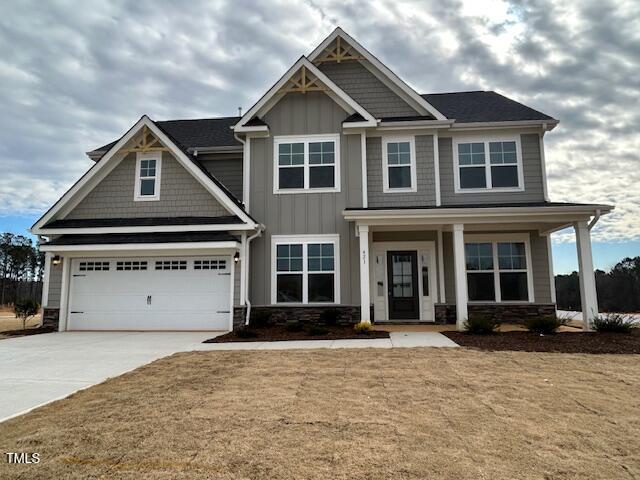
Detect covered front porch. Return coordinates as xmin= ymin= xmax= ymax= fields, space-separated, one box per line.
xmin=344 ymin=203 xmax=613 ymax=331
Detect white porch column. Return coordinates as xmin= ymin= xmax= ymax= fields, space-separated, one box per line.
xmin=358 ymin=224 xmax=371 ymax=323
xmin=239 ymin=233 xmax=247 ymax=306
xmin=574 ymin=221 xmax=599 ymax=331
xmin=452 ymin=224 xmax=468 ymax=330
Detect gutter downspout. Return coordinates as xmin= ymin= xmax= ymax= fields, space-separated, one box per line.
xmin=244 ymin=225 xmax=264 ymax=326
xmin=588 ymin=209 xmax=601 ymax=230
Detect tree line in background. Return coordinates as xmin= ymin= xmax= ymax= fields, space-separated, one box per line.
xmin=555 ymin=256 xmax=640 ymax=313
xmin=0 ymin=233 xmax=44 ymax=306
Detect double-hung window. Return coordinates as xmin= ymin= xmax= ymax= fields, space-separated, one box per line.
xmin=465 ymin=236 xmax=533 ymax=302
xmin=273 ymin=235 xmax=339 ymax=304
xmin=455 ymin=138 xmax=522 ymax=192
xmin=382 ymin=137 xmax=417 ymax=192
xmin=274 ymin=135 xmax=340 ymax=192
xmin=135 ymin=152 xmax=161 ymax=201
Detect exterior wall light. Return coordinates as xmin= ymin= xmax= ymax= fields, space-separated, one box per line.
xmin=234 ymin=252 xmax=240 ymax=263
xmin=52 ymin=255 xmax=62 ymax=266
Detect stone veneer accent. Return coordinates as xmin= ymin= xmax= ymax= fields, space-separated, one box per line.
xmin=435 ymin=303 xmax=557 ymax=324
xmin=234 ymin=305 xmax=365 ymax=328
xmin=42 ymin=308 xmax=60 ymax=330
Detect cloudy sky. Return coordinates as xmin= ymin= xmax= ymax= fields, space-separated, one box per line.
xmin=0 ymin=0 xmax=638 ymax=272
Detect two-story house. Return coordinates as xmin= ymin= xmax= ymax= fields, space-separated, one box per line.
xmin=32 ymin=28 xmax=613 ymax=332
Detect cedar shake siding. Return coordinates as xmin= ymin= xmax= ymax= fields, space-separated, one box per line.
xmin=318 ymin=61 xmax=420 ymax=118
xmin=66 ymin=152 xmax=229 ymax=219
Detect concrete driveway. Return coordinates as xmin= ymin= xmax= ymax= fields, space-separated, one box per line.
xmin=0 ymin=331 xmax=220 ymax=422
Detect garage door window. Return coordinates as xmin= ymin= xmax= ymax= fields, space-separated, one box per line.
xmin=116 ymin=261 xmax=147 ymax=271
xmin=194 ymin=260 xmax=226 ymax=270
xmin=79 ymin=261 xmax=110 ymax=271
xmin=155 ymin=260 xmax=187 ymax=271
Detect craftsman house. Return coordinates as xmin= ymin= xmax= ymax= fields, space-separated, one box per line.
xmin=32 ymin=28 xmax=612 ymax=331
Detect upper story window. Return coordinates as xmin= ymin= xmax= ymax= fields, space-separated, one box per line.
xmin=382 ymin=136 xmax=417 ymax=193
xmin=454 ymin=138 xmax=523 ymax=193
xmin=135 ymin=152 xmax=161 ymax=201
xmin=273 ymin=135 xmax=340 ymax=193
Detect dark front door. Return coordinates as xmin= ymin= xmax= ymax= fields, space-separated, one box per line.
xmin=387 ymin=251 xmax=419 ymax=320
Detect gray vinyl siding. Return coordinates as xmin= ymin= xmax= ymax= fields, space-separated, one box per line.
xmin=366 ymin=135 xmax=436 ymax=208
xmin=441 ymin=230 xmax=552 ymax=305
xmin=234 ymin=260 xmax=241 ymax=306
xmin=439 ymin=133 xmax=545 ymax=205
xmin=199 ymin=154 xmax=243 ymax=201
xmin=442 ymin=232 xmax=456 ymax=304
xmin=318 ymin=61 xmax=420 ymax=118
xmin=66 ymin=152 xmax=229 ymax=219
xmin=248 ymin=91 xmax=362 ymax=305
xmin=47 ymin=258 xmax=63 ymax=308
xmin=530 ymin=231 xmax=553 ymax=303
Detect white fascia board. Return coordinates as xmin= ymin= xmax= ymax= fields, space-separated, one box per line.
xmin=232 ymin=125 xmax=270 ymax=134
xmin=32 ymin=116 xmax=257 ymax=234
xmin=40 ymin=241 xmax=240 ymax=253
xmin=375 ymin=120 xmax=454 ymax=130
xmin=451 ymin=119 xmax=559 ymax=131
xmin=233 ymin=56 xmax=376 ymax=130
xmin=308 ymin=28 xmax=447 ymax=121
xmin=343 ymin=120 xmax=378 ymax=129
xmin=38 ymin=223 xmax=256 ymax=235
xmin=342 ymin=205 xmax=614 ymax=222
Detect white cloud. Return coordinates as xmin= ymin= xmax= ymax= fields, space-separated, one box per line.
xmin=0 ymin=0 xmax=638 ymax=242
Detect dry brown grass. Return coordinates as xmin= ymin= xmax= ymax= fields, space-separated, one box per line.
xmin=1 ymin=348 xmax=639 ymax=479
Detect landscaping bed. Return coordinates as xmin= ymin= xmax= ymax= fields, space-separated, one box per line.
xmin=444 ymin=328 xmax=640 ymax=354
xmin=0 ymin=325 xmax=57 ymax=339
xmin=205 ymin=324 xmax=389 ymax=343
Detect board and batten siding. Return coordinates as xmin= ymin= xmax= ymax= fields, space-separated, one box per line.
xmin=366 ymin=135 xmax=437 ymax=208
xmin=441 ymin=230 xmax=553 ymax=305
xmin=66 ymin=152 xmax=229 ymax=219
xmin=439 ymin=134 xmax=545 ymax=205
xmin=199 ymin=154 xmax=243 ymax=201
xmin=318 ymin=61 xmax=420 ymax=118
xmin=248 ymin=91 xmax=362 ymax=306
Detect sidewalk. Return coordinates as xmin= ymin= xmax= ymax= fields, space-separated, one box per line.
xmin=197 ymin=332 xmax=459 ymax=351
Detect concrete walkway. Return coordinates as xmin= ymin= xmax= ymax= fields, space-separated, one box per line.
xmin=198 ymin=332 xmax=459 ymax=350
xmin=0 ymin=331 xmax=457 ymax=422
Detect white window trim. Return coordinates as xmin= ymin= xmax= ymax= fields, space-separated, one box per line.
xmin=134 ymin=151 xmax=162 ymax=201
xmin=464 ymin=233 xmax=535 ymax=303
xmin=273 ymin=134 xmax=341 ymax=194
xmin=453 ymin=135 xmax=524 ymax=193
xmin=382 ymin=135 xmax=417 ymax=193
xmin=271 ymin=234 xmax=340 ymax=305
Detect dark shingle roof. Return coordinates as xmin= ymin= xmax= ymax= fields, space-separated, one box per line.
xmin=92 ymin=117 xmax=241 ymax=153
xmin=44 ymin=231 xmax=238 ymax=246
xmin=421 ymin=91 xmax=555 ymax=123
xmin=344 ymin=202 xmax=607 ymax=211
xmin=43 ymin=216 xmax=243 ymax=229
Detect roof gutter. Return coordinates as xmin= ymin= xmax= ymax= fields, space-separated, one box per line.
xmin=588 ymin=209 xmax=602 ymax=230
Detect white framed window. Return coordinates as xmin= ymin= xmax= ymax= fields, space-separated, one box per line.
xmin=464 ymin=234 xmax=534 ymax=303
xmin=273 ymin=135 xmax=340 ymax=193
xmin=134 ymin=152 xmax=162 ymax=201
xmin=453 ymin=136 xmax=524 ymax=193
xmin=382 ymin=136 xmax=417 ymax=193
xmin=271 ymin=234 xmax=340 ymax=304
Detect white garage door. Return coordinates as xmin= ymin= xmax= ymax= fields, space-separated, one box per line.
xmin=68 ymin=256 xmax=232 ymax=331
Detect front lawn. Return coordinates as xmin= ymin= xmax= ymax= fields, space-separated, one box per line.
xmin=1 ymin=349 xmax=639 ymax=479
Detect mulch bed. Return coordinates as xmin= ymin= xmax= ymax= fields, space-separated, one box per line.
xmin=204 ymin=324 xmax=389 ymax=343
xmin=443 ymin=329 xmax=640 ymax=354
xmin=0 ymin=325 xmax=57 ymax=338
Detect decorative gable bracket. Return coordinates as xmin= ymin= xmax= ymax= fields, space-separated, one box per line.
xmin=313 ymin=36 xmax=364 ymax=64
xmin=279 ymin=65 xmax=329 ymax=94
xmin=122 ymin=125 xmax=169 ymax=153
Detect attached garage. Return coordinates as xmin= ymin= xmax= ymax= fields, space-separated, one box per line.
xmin=67 ymin=256 xmax=233 ymax=331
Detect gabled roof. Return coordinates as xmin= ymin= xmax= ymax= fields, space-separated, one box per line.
xmin=32 ymin=115 xmax=258 ymax=233
xmin=42 ymin=231 xmax=238 ymax=247
xmin=421 ymin=91 xmax=556 ymax=124
xmin=90 ymin=117 xmax=241 ymax=158
xmin=43 ymin=216 xmax=243 ymax=229
xmin=309 ymin=28 xmax=447 ymax=121
xmin=233 ymin=56 xmax=377 ymax=132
